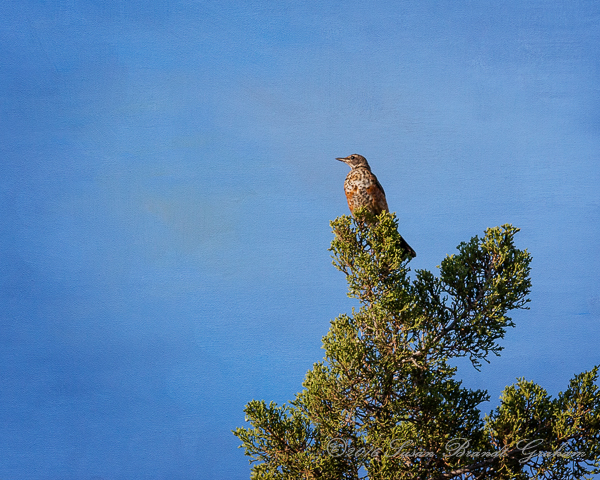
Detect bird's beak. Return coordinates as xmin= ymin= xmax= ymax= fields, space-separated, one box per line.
xmin=336 ymin=157 xmax=347 ymax=162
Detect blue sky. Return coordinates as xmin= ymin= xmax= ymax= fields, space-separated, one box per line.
xmin=1 ymin=1 xmax=599 ymax=478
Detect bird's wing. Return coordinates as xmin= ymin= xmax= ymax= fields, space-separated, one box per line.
xmin=372 ymin=173 xmax=386 ymax=196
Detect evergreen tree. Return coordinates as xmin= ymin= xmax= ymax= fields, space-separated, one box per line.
xmin=234 ymin=210 xmax=600 ymax=479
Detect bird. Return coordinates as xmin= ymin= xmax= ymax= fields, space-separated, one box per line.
xmin=336 ymin=154 xmax=416 ymax=258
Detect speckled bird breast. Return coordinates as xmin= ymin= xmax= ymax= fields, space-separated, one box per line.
xmin=344 ymin=168 xmax=389 ymax=215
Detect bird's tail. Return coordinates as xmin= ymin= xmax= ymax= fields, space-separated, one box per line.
xmin=400 ymin=236 xmax=416 ymax=258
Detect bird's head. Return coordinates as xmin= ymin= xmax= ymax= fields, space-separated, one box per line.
xmin=336 ymin=154 xmax=371 ymax=170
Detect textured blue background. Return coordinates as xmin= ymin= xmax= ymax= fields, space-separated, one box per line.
xmin=1 ymin=1 xmax=599 ymax=478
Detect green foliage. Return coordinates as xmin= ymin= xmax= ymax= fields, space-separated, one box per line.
xmin=234 ymin=210 xmax=600 ymax=479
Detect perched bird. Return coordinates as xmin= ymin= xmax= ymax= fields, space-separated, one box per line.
xmin=336 ymin=154 xmax=416 ymax=257
xmin=336 ymin=154 xmax=388 ymax=216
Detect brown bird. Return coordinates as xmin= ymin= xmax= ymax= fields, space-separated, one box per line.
xmin=336 ymin=154 xmax=416 ymax=257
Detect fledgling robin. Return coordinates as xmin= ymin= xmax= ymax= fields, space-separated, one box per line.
xmin=336 ymin=154 xmax=416 ymax=258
